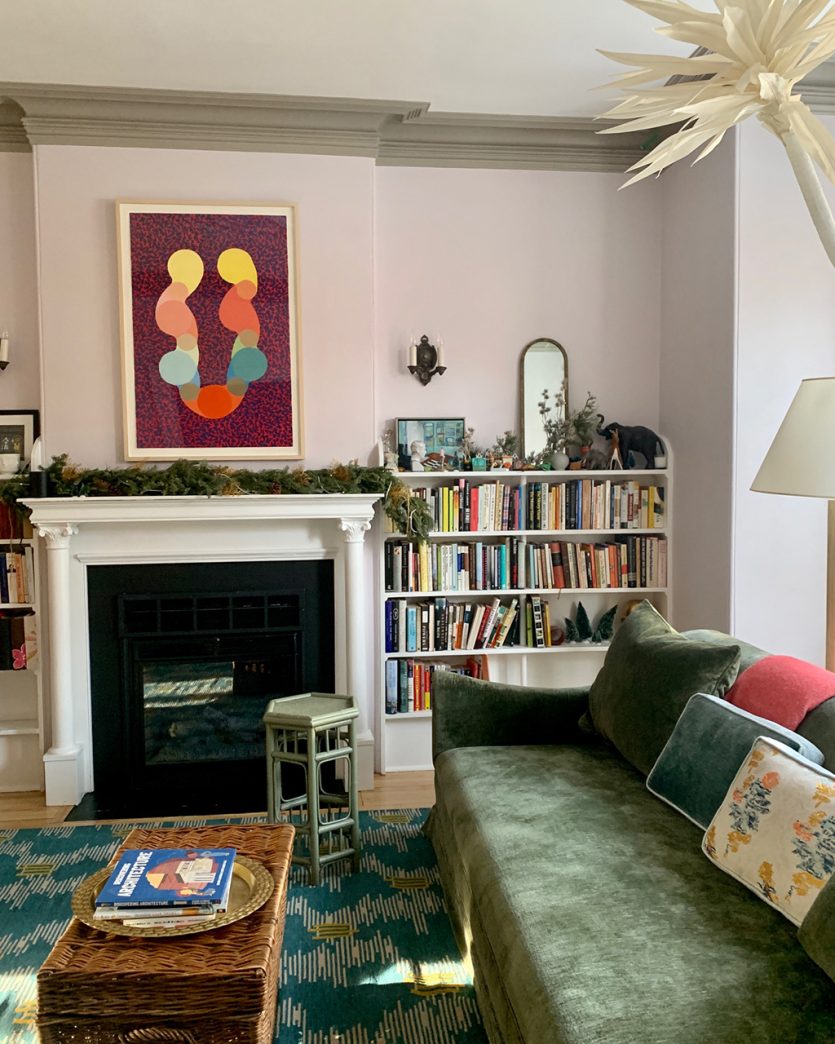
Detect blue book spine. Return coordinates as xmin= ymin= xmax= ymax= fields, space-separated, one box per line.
xmin=385 ymin=659 xmax=398 ymax=714
xmin=406 ymin=606 xmax=418 ymax=652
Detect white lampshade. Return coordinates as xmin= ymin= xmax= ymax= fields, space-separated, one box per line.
xmin=752 ymin=378 xmax=835 ymax=498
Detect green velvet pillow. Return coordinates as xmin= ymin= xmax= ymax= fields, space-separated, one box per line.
xmin=799 ymin=871 xmax=835 ymax=982
xmin=586 ymin=601 xmax=742 ymax=776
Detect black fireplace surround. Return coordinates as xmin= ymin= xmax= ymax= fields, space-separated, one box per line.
xmin=83 ymin=560 xmax=334 ymax=818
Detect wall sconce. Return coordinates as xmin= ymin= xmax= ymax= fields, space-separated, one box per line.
xmin=0 ymin=331 xmax=8 ymax=371
xmin=408 ymin=334 xmax=446 ymax=386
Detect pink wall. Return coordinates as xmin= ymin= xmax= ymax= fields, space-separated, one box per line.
xmin=0 ymin=153 xmax=40 ymax=414
xmin=33 ymin=146 xmax=376 ymax=467
xmin=373 ymin=166 xmax=662 ymax=449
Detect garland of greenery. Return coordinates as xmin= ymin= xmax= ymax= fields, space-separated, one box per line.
xmin=0 ymin=455 xmax=435 ymax=542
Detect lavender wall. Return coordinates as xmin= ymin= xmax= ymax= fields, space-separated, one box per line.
xmin=0 ymin=153 xmax=40 ymax=414
xmin=33 ymin=145 xmax=376 ymax=466
xmin=733 ymin=121 xmax=835 ymax=663
xmin=659 ymin=138 xmax=737 ymax=633
xmin=373 ymin=166 xmax=662 ymax=447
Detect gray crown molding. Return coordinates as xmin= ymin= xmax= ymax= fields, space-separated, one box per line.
xmin=0 ymin=99 xmax=29 ymax=151
xmin=0 ymin=82 xmax=647 ymax=171
xmin=2 ymin=75 xmax=834 ymax=167
xmin=378 ymin=112 xmax=645 ymax=171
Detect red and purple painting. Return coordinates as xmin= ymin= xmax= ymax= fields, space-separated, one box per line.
xmin=117 ymin=202 xmax=302 ymax=460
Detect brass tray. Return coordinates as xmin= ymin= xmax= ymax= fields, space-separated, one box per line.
xmin=71 ymin=855 xmax=275 ymax=938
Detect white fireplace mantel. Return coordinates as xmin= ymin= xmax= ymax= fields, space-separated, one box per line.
xmin=22 ymin=493 xmax=382 ymax=806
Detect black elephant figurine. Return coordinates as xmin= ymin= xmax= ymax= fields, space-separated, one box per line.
xmin=596 ymin=418 xmax=666 ymax=470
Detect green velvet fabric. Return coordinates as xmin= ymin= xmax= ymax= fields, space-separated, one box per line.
xmin=587 ymin=601 xmax=742 ymax=776
xmin=798 ymin=696 xmax=835 ymax=770
xmin=428 ymin=743 xmax=835 ymax=1044
xmin=431 ymin=671 xmax=590 ymax=763
xmin=681 ymin=628 xmax=771 ymax=675
xmin=800 ymin=873 xmax=835 ymax=983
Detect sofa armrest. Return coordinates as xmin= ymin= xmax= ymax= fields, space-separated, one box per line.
xmin=431 ymin=670 xmax=591 ymax=762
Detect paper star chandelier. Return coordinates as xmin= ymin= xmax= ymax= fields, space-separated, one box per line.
xmin=600 ymin=0 xmax=835 ymax=187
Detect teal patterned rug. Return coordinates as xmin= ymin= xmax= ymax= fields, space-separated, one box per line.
xmin=0 ymin=809 xmax=487 ymax=1043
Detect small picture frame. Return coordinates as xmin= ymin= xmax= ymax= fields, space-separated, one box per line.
xmin=0 ymin=409 xmax=40 ymax=471
xmin=396 ymin=417 xmax=465 ymax=470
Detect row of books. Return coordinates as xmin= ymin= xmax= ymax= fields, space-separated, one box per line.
xmin=392 ymin=478 xmax=665 ymax=534
xmin=385 ymin=658 xmax=485 ymax=714
xmin=0 ymin=547 xmax=34 ymax=604
xmin=93 ymin=847 xmax=236 ymax=927
xmin=526 ymin=480 xmax=665 ymax=532
xmin=384 ymin=535 xmax=667 ymax=593
xmin=526 ymin=536 xmax=667 ymax=590
xmin=525 ymin=594 xmax=554 ymax=649
xmin=385 ymin=596 xmax=521 ymax=653
xmin=385 ymin=539 xmax=520 ymax=593
xmin=0 ymin=608 xmax=33 ymax=670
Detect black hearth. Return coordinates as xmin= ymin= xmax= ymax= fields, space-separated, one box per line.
xmin=78 ymin=560 xmax=334 ymax=819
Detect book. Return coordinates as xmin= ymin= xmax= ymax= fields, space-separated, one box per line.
xmin=95 ymin=848 xmax=236 ymax=910
xmin=93 ymin=902 xmax=216 ymax=921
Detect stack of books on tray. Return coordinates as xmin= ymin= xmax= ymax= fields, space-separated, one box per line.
xmin=93 ymin=847 xmax=236 ymax=928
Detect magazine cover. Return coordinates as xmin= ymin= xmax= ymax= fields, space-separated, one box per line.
xmin=95 ymin=848 xmax=236 ymax=908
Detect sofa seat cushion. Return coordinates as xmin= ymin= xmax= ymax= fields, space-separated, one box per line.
xmin=428 ymin=742 xmax=835 ymax=1044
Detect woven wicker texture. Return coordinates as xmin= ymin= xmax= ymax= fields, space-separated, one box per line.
xmin=37 ymin=825 xmax=294 ymax=1044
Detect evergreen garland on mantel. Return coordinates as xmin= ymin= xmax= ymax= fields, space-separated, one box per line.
xmin=0 ymin=455 xmax=435 ymax=542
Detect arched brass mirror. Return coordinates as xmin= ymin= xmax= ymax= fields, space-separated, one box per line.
xmin=520 ymin=338 xmax=568 ymax=458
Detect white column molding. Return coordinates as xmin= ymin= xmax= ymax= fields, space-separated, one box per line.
xmin=339 ymin=516 xmax=374 ymax=790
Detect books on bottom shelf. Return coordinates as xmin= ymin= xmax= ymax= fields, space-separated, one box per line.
xmin=0 ymin=606 xmax=35 ymax=670
xmin=385 ymin=657 xmax=486 ymax=714
xmin=93 ymin=847 xmax=236 ymax=926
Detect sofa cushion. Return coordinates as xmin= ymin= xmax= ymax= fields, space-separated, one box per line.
xmin=703 ymin=737 xmax=835 ymax=926
xmin=799 ymin=870 xmax=835 ymax=983
xmin=428 ymin=742 xmax=835 ymax=1044
xmin=798 ymin=696 xmax=835 ymax=770
xmin=647 ymin=692 xmax=824 ymax=828
xmin=587 ymin=601 xmax=742 ymax=776
xmin=682 ymin=628 xmax=770 ymax=674
xmin=725 ymin=655 xmax=835 ymax=730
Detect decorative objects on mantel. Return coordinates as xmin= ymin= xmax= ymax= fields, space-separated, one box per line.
xmin=407 ymin=334 xmax=446 ymax=386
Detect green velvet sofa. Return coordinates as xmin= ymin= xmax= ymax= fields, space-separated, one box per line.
xmin=425 ymin=628 xmax=835 ymax=1044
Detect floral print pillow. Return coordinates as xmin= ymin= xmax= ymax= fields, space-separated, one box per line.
xmin=703 ymin=737 xmax=835 ymax=926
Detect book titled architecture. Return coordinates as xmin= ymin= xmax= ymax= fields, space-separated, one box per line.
xmin=95 ymin=848 xmax=236 ymax=910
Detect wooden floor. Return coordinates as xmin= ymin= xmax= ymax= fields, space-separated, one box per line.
xmin=0 ymin=771 xmax=435 ymax=828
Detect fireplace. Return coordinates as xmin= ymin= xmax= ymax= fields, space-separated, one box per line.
xmin=85 ymin=560 xmax=334 ymax=817
xmin=23 ymin=493 xmax=381 ymax=807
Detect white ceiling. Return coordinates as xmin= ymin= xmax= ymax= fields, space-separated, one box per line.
xmin=0 ymin=0 xmax=704 ymax=117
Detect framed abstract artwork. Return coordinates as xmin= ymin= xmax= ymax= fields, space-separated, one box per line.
xmin=117 ymin=202 xmax=303 ymax=460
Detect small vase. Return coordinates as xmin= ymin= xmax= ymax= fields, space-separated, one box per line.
xmin=551 ymin=449 xmax=569 ymax=470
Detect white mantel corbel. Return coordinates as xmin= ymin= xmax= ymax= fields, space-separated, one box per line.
xmin=23 ymin=494 xmax=382 ymax=805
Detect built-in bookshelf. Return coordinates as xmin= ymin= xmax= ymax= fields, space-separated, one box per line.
xmin=377 ymin=458 xmax=672 ymax=773
xmin=0 ymin=513 xmax=44 ymax=792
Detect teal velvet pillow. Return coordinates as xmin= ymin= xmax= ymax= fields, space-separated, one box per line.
xmin=586 ymin=602 xmax=742 ymax=776
xmin=647 ymin=692 xmax=824 ymax=828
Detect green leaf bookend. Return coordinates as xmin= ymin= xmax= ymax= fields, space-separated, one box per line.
xmin=592 ymin=605 xmax=617 ymax=644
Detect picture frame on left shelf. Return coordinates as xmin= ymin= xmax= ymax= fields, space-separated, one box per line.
xmin=0 ymin=409 xmax=39 ymax=476
xmin=396 ymin=417 xmax=465 ymax=471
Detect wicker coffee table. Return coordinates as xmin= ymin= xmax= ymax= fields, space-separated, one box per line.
xmin=37 ymin=823 xmax=294 ymax=1044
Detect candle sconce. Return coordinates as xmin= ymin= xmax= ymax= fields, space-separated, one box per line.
xmin=0 ymin=331 xmax=8 ymax=371
xmin=408 ymin=334 xmax=446 ymax=386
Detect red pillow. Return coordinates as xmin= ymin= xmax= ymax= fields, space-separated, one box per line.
xmin=725 ymin=655 xmax=835 ymax=730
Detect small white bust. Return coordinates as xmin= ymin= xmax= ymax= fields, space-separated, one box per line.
xmin=410 ymin=440 xmax=426 ymax=472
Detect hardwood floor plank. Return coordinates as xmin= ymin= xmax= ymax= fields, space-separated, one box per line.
xmin=1 ymin=771 xmax=436 ymax=826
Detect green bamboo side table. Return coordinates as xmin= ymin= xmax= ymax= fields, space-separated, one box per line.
xmin=263 ymin=692 xmax=360 ymax=885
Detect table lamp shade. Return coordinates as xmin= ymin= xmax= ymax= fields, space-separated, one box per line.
xmin=751 ymin=378 xmax=835 ymax=498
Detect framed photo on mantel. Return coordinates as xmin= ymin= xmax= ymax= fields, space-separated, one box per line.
xmin=396 ymin=417 xmax=465 ymax=470
xmin=116 ymin=201 xmax=303 ymax=461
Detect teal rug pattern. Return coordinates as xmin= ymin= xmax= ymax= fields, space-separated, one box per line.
xmin=0 ymin=809 xmax=487 ymax=1044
